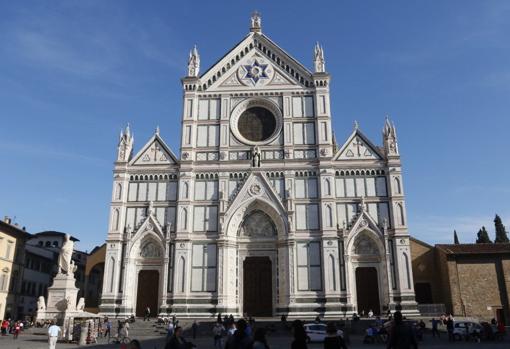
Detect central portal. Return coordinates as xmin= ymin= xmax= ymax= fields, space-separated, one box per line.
xmin=356 ymin=267 xmax=380 ymax=315
xmin=136 ymin=270 xmax=159 ymax=317
xmin=243 ymin=257 xmax=272 ymax=316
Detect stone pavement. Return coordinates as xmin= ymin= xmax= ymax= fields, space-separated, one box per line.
xmin=1 ymin=331 xmax=509 ymax=349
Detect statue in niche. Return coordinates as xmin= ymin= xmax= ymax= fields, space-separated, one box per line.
xmin=251 ymin=146 xmax=261 ymax=167
xmin=140 ymin=241 xmax=162 ymax=258
xmin=239 ymin=210 xmax=276 ymax=237
xmin=354 ymin=236 xmax=378 ymax=255
xmin=58 ymin=234 xmax=76 ymax=275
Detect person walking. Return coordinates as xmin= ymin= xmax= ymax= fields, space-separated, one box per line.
xmin=191 ymin=320 xmax=198 ymax=339
xmin=225 ymin=319 xmax=252 ymax=349
xmin=104 ymin=318 xmax=112 ymax=343
xmin=446 ymin=316 xmax=454 ymax=342
xmin=166 ymin=321 xmax=175 ymax=343
xmin=47 ymin=321 xmax=61 ymax=349
xmin=144 ymin=306 xmax=151 ymax=321
xmin=291 ymin=320 xmax=308 ymax=349
xmin=212 ymin=321 xmax=224 ymax=349
xmin=430 ymin=318 xmax=440 ymax=338
xmin=323 ymin=322 xmax=347 ymax=349
xmin=386 ymin=311 xmax=417 ymax=349
xmin=165 ymin=326 xmax=194 ymax=349
xmin=252 ymin=328 xmax=270 ymax=349
xmin=13 ymin=321 xmax=21 ymax=339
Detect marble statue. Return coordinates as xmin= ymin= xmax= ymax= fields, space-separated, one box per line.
xmin=58 ymin=234 xmax=76 ymax=275
xmin=251 ymin=146 xmax=261 ymax=167
xmin=76 ymin=297 xmax=85 ymax=311
xmin=37 ymin=296 xmax=46 ymax=311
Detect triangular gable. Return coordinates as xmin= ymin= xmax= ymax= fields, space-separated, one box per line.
xmin=349 ymin=209 xmax=383 ymax=237
xmin=225 ymin=171 xmax=286 ymax=217
xmin=200 ymin=33 xmax=313 ymax=92
xmin=130 ymin=134 xmax=178 ymax=166
xmin=131 ymin=212 xmax=165 ymax=243
xmin=333 ymin=128 xmax=384 ymax=161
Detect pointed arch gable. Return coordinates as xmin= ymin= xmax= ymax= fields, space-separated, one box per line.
xmin=129 ymin=215 xmax=165 ymax=258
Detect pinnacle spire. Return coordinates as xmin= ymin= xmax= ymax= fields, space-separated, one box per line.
xmin=155 ymin=125 xmax=160 ymax=135
xmin=313 ymin=42 xmax=325 ymax=73
xmin=187 ymin=45 xmax=200 ymax=77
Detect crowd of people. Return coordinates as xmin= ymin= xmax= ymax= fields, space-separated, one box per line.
xmin=1 ymin=310 xmax=507 ymax=349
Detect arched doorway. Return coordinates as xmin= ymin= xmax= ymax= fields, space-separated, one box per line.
xmin=356 ymin=267 xmax=380 ymax=315
xmin=350 ymin=231 xmax=385 ymax=316
xmin=136 ymin=270 xmax=159 ymax=317
xmin=238 ymin=208 xmax=277 ymax=317
xmin=243 ymin=257 xmax=272 ymax=316
xmin=134 ymin=239 xmax=163 ymax=317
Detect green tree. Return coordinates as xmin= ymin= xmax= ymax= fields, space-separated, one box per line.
xmin=454 ymin=230 xmax=460 ymax=244
xmin=494 ymin=214 xmax=509 ymax=243
xmin=476 ymin=226 xmax=492 ymax=243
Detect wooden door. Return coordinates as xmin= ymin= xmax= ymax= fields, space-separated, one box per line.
xmin=136 ymin=270 xmax=159 ymax=317
xmin=356 ymin=267 xmax=381 ymax=315
xmin=243 ymin=257 xmax=272 ymax=316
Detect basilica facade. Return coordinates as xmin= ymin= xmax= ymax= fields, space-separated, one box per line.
xmin=99 ymin=14 xmax=418 ymax=318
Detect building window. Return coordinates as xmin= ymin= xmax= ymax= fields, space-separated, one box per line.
xmin=53 ymin=241 xmax=59 ymax=247
xmin=196 ymin=125 xmax=220 ymax=147
xmin=0 ymin=272 xmax=8 ymax=291
xmin=194 ymin=180 xmax=219 ymax=201
xmin=5 ymin=241 xmax=13 ymax=259
xmin=198 ymin=99 xmax=220 ymax=120
xmin=193 ymin=206 xmax=218 ymax=232
xmin=297 ymin=242 xmax=322 ymax=291
xmin=293 ymin=122 xmax=315 ymax=145
xmin=295 ymin=204 xmax=319 ymax=230
xmin=191 ymin=244 xmax=217 ymax=292
xmin=45 ymin=241 xmax=51 ymax=247
xmin=295 ymin=178 xmax=318 ymax=198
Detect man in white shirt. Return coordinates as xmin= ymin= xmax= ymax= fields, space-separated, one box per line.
xmin=47 ymin=322 xmax=61 ymax=349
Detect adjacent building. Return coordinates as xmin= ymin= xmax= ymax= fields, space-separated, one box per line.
xmin=0 ymin=217 xmax=31 ymax=320
xmin=18 ymin=231 xmax=87 ymax=319
xmin=100 ymin=13 xmax=418 ymax=318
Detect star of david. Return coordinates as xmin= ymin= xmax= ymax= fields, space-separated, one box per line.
xmin=243 ymin=60 xmax=269 ymax=84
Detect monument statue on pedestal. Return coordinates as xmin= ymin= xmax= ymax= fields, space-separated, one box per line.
xmin=58 ymin=234 xmax=76 ymax=275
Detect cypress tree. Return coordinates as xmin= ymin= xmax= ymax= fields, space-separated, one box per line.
xmin=454 ymin=230 xmax=460 ymax=244
xmin=494 ymin=214 xmax=509 ymax=243
xmin=476 ymin=226 xmax=492 ymax=243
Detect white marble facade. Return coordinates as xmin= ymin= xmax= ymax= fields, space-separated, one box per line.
xmin=99 ymin=14 xmax=418 ymax=318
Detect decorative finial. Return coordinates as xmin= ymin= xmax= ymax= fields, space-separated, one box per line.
xmin=187 ymin=45 xmax=200 ymax=77
xmin=314 ymin=42 xmax=325 ymax=73
xmin=155 ymin=125 xmax=160 ymax=135
xmin=250 ymin=11 xmax=262 ymax=33
xmin=354 ymin=120 xmax=359 ymax=130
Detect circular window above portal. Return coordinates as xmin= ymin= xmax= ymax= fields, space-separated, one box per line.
xmin=238 ymin=107 xmax=276 ymax=142
xmin=230 ymin=98 xmax=282 ymax=145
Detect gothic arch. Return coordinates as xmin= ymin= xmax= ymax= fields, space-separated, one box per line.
xmin=346 ymin=229 xmax=385 ymax=259
xmin=226 ymin=198 xmax=287 ymax=238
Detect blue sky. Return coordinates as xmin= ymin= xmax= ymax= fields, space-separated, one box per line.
xmin=1 ymin=1 xmax=509 ymax=251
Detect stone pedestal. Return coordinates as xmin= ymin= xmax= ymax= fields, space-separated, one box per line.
xmin=46 ymin=273 xmax=80 ymax=317
xmin=36 ymin=272 xmax=100 ymax=342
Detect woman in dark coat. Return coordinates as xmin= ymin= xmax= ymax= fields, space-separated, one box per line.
xmin=291 ymin=320 xmax=308 ymax=349
xmin=323 ymin=322 xmax=347 ymax=349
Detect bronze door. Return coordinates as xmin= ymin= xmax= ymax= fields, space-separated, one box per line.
xmin=136 ymin=270 xmax=159 ymax=317
xmin=243 ymin=257 xmax=272 ymax=316
xmin=356 ymin=267 xmax=381 ymax=315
